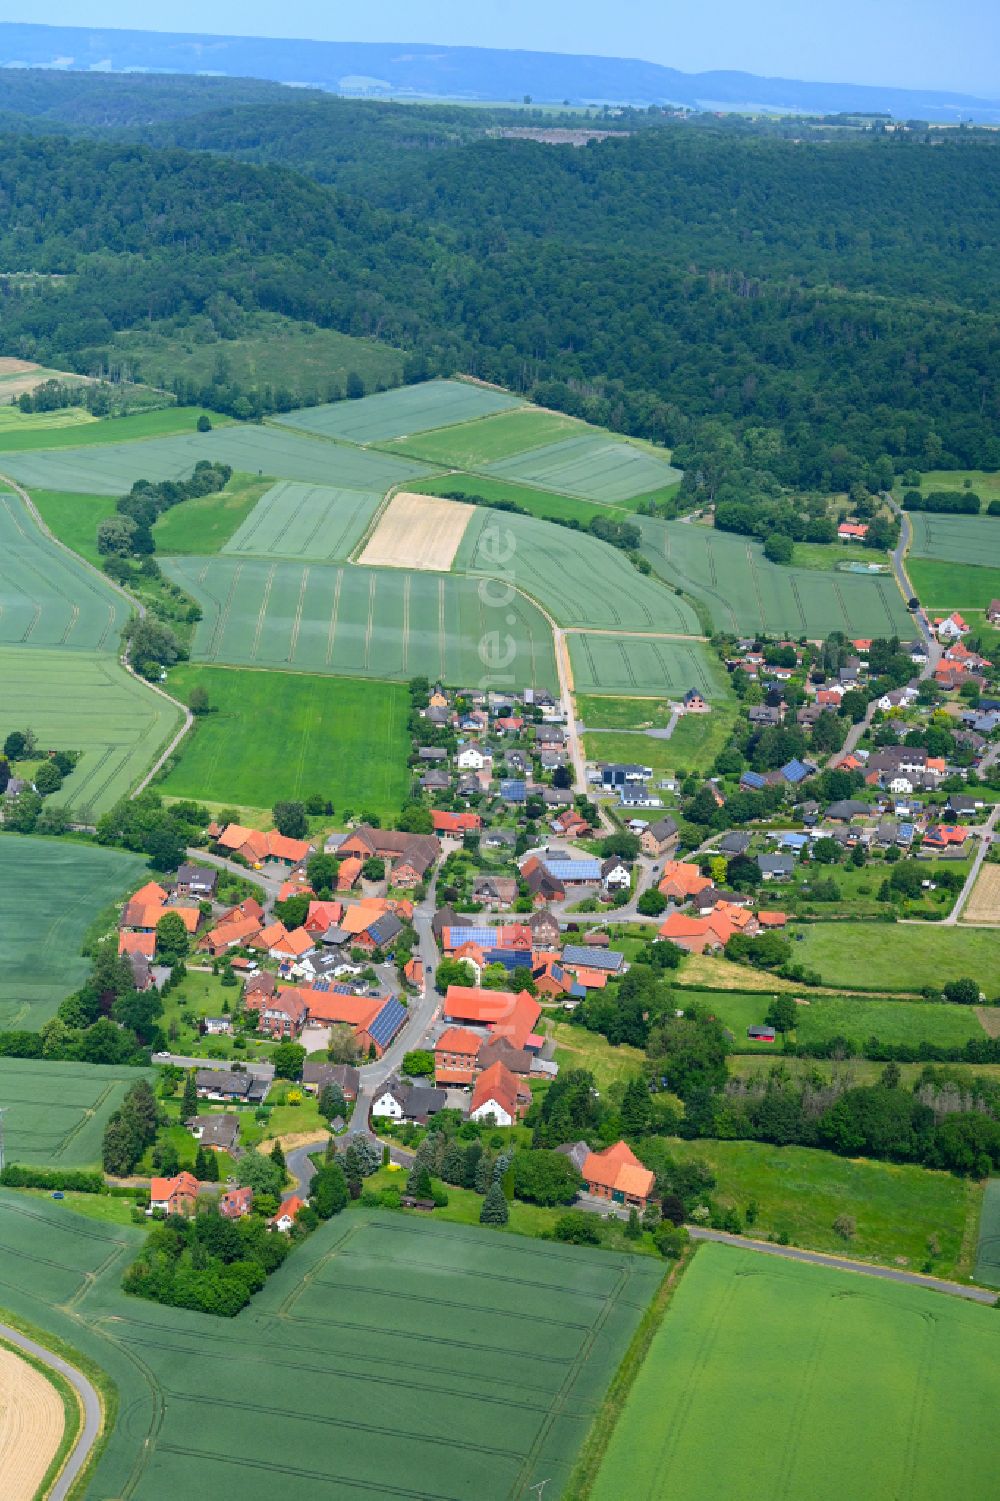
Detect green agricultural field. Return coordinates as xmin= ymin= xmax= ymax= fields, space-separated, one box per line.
xmin=0 ymin=492 xmax=129 ymax=651
xmin=791 ymin=922 xmax=1000 ymax=992
xmin=406 ymin=470 xmax=625 ymax=525
xmin=0 ymin=405 xmax=223 ymax=453
xmin=161 ymin=666 xmax=411 ymax=820
xmin=163 ymin=554 xmax=559 ymax=690
xmin=384 ymin=406 xmax=584 ymax=466
xmin=590 ymin=1242 xmax=997 ymax=1501
xmin=0 ymin=646 xmax=183 ymax=817
xmin=974 ymin=1178 xmax=1000 ymax=1287
xmin=642 ymin=516 xmax=914 ymax=637
xmin=683 ymin=988 xmax=987 ymax=1053
xmin=1 ymin=425 xmax=433 ymax=496
xmin=0 ymin=1195 xmax=662 ymax=1501
xmin=907 ymin=511 xmax=1000 ymax=566
xmin=109 ymin=313 xmax=405 ymax=398
xmin=0 ymin=836 xmax=146 ymax=1028
xmin=486 ymin=432 xmax=680 ymax=504
xmin=273 ymin=378 xmax=524 ymax=445
xmin=455 ymin=506 xmax=699 ymax=633
xmin=0 ymin=1058 xmax=151 ymax=1166
xmin=570 ymin=634 xmax=724 ymax=698
xmin=221 ymin=480 xmax=383 ymax=562
xmin=907 ymin=558 xmax=1000 ymax=610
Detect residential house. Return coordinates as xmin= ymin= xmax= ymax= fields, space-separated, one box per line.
xmin=219 ymin=1186 xmax=254 ymax=1219
xmin=270 ymin=1196 xmax=306 ymax=1232
xmin=601 ymin=856 xmax=631 ymax=894
xmin=195 ymin=1069 xmax=269 ymax=1104
xmin=551 ymin=808 xmax=592 ymax=839
xmin=716 ymin=831 xmax=751 ymax=856
xmin=682 ymin=687 xmax=709 ymax=712
xmin=658 ymin=861 xmax=712 ymax=903
xmin=174 ymin=863 xmax=217 ymax=899
xmin=597 ymin=762 xmax=652 ymax=790
xmin=469 ymin=1061 xmax=530 ymax=1126
xmin=371 ymin=1080 xmax=446 ymax=1124
xmin=431 ymin=810 xmax=482 ymax=837
xmin=434 ymin=1027 xmax=483 ymax=1086
xmin=148 ymin=1171 xmax=200 ymax=1217
xmin=640 ymin=816 xmax=679 ymax=858
xmin=216 ymin=824 xmax=313 ymax=869
xmin=186 ymin=1115 xmax=240 ymax=1152
xmin=119 ymin=930 xmax=155 ymax=959
xmin=988 ymin=600 xmax=1000 ymax=626
xmin=560 ymin=945 xmax=627 ymax=975
xmin=301 ymin=1062 xmax=360 ymax=1100
xmin=482 ymin=827 xmax=517 ymax=851
xmin=934 ymin=612 xmax=970 ymax=641
xmin=417 ymin=746 xmax=448 ymax=762
xmin=456 ymin=744 xmax=490 ymax=772
xmin=202 ymin=1016 xmax=231 ymax=1035
xmin=528 ymin=908 xmax=561 ymax=948
xmin=247 ymin=985 xmax=310 ymax=1039
xmin=838 ymin=521 xmax=869 ymax=541
xmin=581 ymin=1141 xmax=655 ymax=1211
xmin=758 ymin=854 xmax=795 ymax=880
xmin=472 ymin=875 xmax=518 ymax=910
xmin=421 ymin=768 xmax=451 ymax=792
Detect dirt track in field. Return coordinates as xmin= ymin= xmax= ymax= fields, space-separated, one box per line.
xmin=963 ymin=865 xmax=1000 ymax=924
xmin=0 ymin=1343 xmax=67 ymax=1499
xmin=358 ymin=491 xmax=474 ymax=571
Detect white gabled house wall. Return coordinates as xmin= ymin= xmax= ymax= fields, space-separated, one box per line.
xmin=469 ymin=1097 xmax=514 ymax=1127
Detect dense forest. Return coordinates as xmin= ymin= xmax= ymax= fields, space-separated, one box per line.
xmin=0 ymin=73 xmax=997 ymax=493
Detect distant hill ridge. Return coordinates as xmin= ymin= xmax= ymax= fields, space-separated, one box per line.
xmin=0 ymin=21 xmax=997 ymax=122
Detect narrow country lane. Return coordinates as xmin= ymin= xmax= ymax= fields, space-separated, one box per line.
xmin=0 ymin=1323 xmax=102 ymax=1500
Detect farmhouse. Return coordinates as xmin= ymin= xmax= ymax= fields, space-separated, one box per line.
xmin=216 ymin=824 xmax=314 ymax=868
xmin=469 ymin=1061 xmax=531 ymax=1125
xmin=658 ymin=861 xmax=712 ymax=902
xmin=442 ymin=985 xmax=542 ymax=1051
xmin=338 ymin=826 xmax=440 ymax=887
xmin=581 ymin=1141 xmax=655 ymax=1211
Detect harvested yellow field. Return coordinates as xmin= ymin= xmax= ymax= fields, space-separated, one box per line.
xmin=0 ymin=358 xmax=38 ymax=376
xmin=964 ymin=864 xmax=1000 ymax=924
xmin=358 ymin=491 xmax=474 ymax=571
xmin=0 ymin=1344 xmax=67 ymax=1500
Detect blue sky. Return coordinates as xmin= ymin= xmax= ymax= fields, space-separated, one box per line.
xmin=5 ymin=1 xmax=998 ymax=95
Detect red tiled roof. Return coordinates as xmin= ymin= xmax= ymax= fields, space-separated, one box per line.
xmin=582 ymin=1141 xmax=654 ymax=1200
xmin=435 ymin=1027 xmax=482 ymax=1056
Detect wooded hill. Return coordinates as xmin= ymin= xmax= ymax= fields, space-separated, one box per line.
xmin=0 ymin=76 xmax=997 ymax=495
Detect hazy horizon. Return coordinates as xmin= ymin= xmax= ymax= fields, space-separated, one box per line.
xmin=2 ymin=1 xmax=997 ymax=98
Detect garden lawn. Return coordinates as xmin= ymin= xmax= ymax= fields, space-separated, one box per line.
xmin=666 ymin=1138 xmax=977 ymax=1274
xmin=577 ymin=695 xmax=678 ymax=729
xmin=160 ymin=666 xmax=411 ymax=821
xmin=791 ymin=922 xmax=1000 ymax=992
xmin=0 ymin=1058 xmax=151 ymax=1166
xmin=588 ymin=1241 xmax=998 ymax=1501
xmin=545 ymin=1019 xmax=646 ymax=1091
xmin=0 ymin=406 xmax=224 ymax=452
xmin=0 ymin=1193 xmax=663 ymax=1501
xmin=906 ymin=557 xmax=1000 ymax=610
xmin=0 ymin=836 xmax=146 ymax=1028
xmin=683 ymin=988 xmax=987 ymax=1053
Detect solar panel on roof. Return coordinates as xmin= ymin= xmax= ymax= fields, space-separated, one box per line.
xmin=369 ymin=997 xmax=407 ymax=1049
xmin=541 ymin=860 xmax=601 ymax=880
xmin=449 ymin=927 xmax=500 ymax=948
